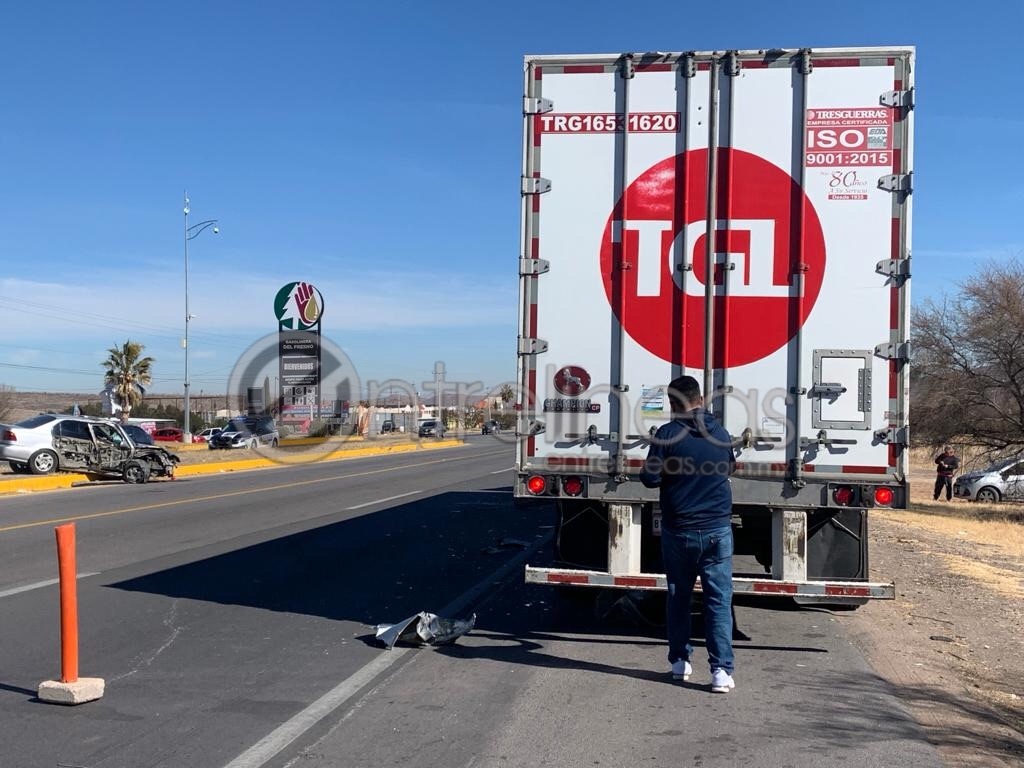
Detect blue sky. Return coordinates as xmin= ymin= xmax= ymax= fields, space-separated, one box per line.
xmin=1 ymin=0 xmax=1021 ymax=397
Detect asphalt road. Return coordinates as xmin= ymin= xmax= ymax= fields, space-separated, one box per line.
xmin=0 ymin=438 xmax=943 ymax=768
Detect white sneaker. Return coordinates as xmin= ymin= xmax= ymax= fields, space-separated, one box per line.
xmin=670 ymin=660 xmax=692 ymax=680
xmin=710 ymin=668 xmax=735 ymax=693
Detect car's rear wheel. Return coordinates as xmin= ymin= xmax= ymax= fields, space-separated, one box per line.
xmin=122 ymin=460 xmax=151 ymax=484
xmin=976 ymin=486 xmax=1001 ymax=503
xmin=28 ymin=450 xmax=58 ymax=475
xmin=8 ymin=461 xmax=29 ymax=474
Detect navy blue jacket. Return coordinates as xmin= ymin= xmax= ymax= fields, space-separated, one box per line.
xmin=640 ymin=409 xmax=735 ymax=531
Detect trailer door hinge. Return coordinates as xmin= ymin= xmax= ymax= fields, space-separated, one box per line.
xmin=874 ymin=341 xmax=910 ymax=361
xmin=880 ymin=88 xmax=914 ymax=109
xmin=523 ymin=96 xmax=554 ymax=115
xmin=518 ymin=337 xmax=548 ymax=355
xmin=519 ymin=419 xmax=546 ymax=437
xmin=873 ymin=425 xmax=908 ymax=446
xmin=620 ymin=53 xmax=635 ymax=79
xmin=878 ymin=173 xmax=913 ymax=193
xmin=522 ymin=176 xmax=552 ymax=195
xmin=681 ymin=51 xmax=697 ymax=78
xmin=519 ymin=258 xmax=550 ymax=276
xmin=724 ymin=50 xmax=742 ymax=76
xmin=875 ymin=258 xmax=911 ymax=282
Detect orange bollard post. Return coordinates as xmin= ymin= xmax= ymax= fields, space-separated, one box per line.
xmin=55 ymin=523 xmax=79 ymax=683
xmin=37 ymin=522 xmax=104 ymax=705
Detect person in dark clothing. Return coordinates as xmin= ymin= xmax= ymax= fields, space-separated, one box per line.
xmin=640 ymin=375 xmax=736 ymax=693
xmin=933 ymin=445 xmax=960 ymax=501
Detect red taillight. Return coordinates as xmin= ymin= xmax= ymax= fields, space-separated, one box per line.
xmin=833 ymin=486 xmax=855 ymax=506
xmin=563 ymin=476 xmax=584 ymax=496
xmin=2 ymin=430 xmax=14 ymax=441
xmin=526 ymin=475 xmax=547 ymax=495
xmin=873 ymin=486 xmax=895 ymax=506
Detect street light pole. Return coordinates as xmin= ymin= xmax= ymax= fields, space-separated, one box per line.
xmin=183 ymin=190 xmax=218 ymax=444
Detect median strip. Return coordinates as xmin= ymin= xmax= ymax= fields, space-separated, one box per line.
xmin=0 ymin=439 xmax=464 ymax=495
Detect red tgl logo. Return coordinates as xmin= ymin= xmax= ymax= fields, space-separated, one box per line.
xmin=599 ymin=149 xmax=826 ymax=368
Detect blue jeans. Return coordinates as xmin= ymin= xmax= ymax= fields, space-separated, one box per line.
xmin=661 ymin=524 xmax=734 ymax=674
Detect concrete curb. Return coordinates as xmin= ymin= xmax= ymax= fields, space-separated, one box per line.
xmin=0 ymin=439 xmax=463 ymax=495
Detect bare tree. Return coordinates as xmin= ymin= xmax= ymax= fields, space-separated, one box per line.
xmin=0 ymin=383 xmax=15 ymax=423
xmin=912 ymin=258 xmax=1024 ymax=459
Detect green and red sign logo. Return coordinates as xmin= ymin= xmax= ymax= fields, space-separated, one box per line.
xmin=275 ymin=282 xmax=324 ymax=330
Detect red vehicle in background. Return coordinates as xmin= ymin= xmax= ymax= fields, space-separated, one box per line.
xmin=152 ymin=428 xmax=184 ymax=443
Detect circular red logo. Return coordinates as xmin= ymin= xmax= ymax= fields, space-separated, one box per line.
xmin=553 ymin=366 xmax=590 ymax=396
xmin=599 ymin=149 xmax=826 ymax=368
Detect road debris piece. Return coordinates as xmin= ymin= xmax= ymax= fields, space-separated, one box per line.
xmin=375 ymin=612 xmax=476 ymax=650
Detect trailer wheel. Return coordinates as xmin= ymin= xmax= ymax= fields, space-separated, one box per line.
xmin=122 ymin=460 xmax=151 ymax=484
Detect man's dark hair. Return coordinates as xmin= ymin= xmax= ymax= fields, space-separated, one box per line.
xmin=667 ymin=375 xmax=702 ymax=413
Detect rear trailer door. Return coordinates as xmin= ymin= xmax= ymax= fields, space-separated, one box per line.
xmin=517 ymin=48 xmax=913 ymax=507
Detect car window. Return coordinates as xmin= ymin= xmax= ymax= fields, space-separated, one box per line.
xmin=55 ymin=419 xmax=93 ymax=440
xmin=17 ymin=414 xmax=58 ymax=429
xmin=1002 ymin=462 xmax=1024 ymax=478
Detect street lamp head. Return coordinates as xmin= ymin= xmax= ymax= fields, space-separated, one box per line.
xmin=212 ymin=227 xmax=220 ymax=234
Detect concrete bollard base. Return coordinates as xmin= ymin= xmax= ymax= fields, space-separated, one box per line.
xmin=37 ymin=677 xmax=105 ymax=705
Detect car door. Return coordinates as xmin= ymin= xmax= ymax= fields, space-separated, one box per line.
xmin=91 ymin=423 xmax=132 ymax=470
xmin=999 ymin=461 xmax=1024 ymax=500
xmin=52 ymin=419 xmax=95 ymax=470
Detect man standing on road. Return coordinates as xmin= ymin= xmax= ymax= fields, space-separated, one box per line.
xmin=933 ymin=445 xmax=960 ymax=501
xmin=640 ymin=376 xmax=736 ymax=693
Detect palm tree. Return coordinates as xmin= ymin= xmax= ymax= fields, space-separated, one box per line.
xmin=101 ymin=340 xmax=154 ymax=420
xmin=499 ymin=384 xmax=515 ymax=408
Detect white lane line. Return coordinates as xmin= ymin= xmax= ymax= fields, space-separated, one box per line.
xmin=0 ymin=571 xmax=100 ymax=599
xmin=345 ymin=490 xmax=422 ymax=510
xmin=222 ymin=533 xmax=552 ymax=768
xmin=489 ymin=467 xmax=513 ymax=475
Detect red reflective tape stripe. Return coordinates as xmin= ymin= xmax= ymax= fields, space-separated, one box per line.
xmin=825 ymin=585 xmax=871 ymax=597
xmin=753 ymin=583 xmax=798 ymax=594
xmin=624 ymin=459 xmax=645 ymax=468
xmin=549 ymin=573 xmax=589 ymax=584
xmin=531 ymin=237 xmax=539 ymax=258
xmin=533 ymin=115 xmax=542 ymax=147
xmin=743 ymin=61 xmax=770 ymax=69
xmin=840 ymin=465 xmax=889 ymax=474
xmin=529 ymin=303 xmax=537 ymax=335
xmin=894 ymin=78 xmax=902 ymax=90
xmin=891 ymin=147 xmax=902 ymax=173
xmin=888 ymin=58 xmax=895 ymax=66
xmin=564 ymin=65 xmax=605 ymax=74
xmin=889 ymin=443 xmax=898 ymax=468
xmin=891 ymin=218 xmax=901 ymax=259
xmin=890 ymin=359 xmax=898 ymax=399
xmin=534 ymin=67 xmax=543 ymax=81
xmin=635 ymin=63 xmax=672 ymax=72
xmin=889 ymin=285 xmax=899 ymax=330
xmin=697 ymin=62 xmax=712 ymax=71
xmin=813 ymin=58 xmax=862 ymax=67
xmin=614 ymin=576 xmax=659 ymax=588
xmin=804 ymin=465 xmax=816 ymax=473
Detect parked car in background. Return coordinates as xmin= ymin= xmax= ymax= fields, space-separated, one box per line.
xmin=208 ymin=417 xmax=279 ymax=449
xmin=482 ymin=420 xmax=501 ymax=435
xmin=152 ymin=427 xmax=184 ymax=443
xmin=417 ymin=419 xmax=445 ymax=439
xmin=192 ymin=427 xmax=222 ymax=444
xmin=0 ymin=414 xmax=179 ymax=481
xmin=953 ymin=456 xmax=1024 ymax=502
